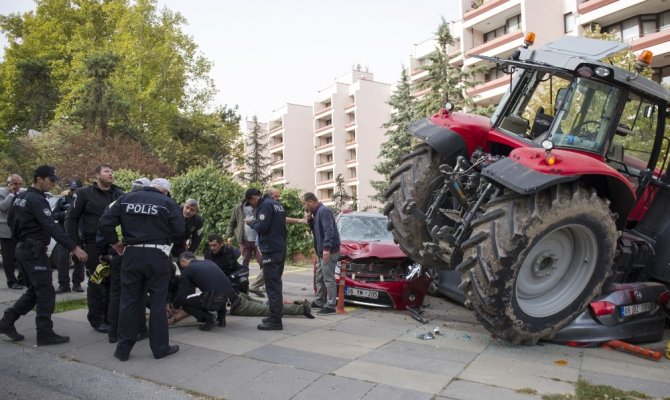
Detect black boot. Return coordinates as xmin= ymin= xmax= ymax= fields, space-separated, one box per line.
xmin=0 ymin=317 xmax=24 ymax=341
xmin=37 ymin=332 xmax=70 ymax=346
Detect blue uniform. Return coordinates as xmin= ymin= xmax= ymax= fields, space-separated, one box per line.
xmin=249 ymin=195 xmax=286 ymax=324
xmin=98 ymin=187 xmax=184 ymax=359
xmin=4 ymin=187 xmax=78 ymax=339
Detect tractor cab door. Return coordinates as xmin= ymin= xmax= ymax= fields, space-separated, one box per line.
xmin=608 ymin=94 xmax=664 ymax=188
xmin=612 ymin=93 xmax=669 ymax=224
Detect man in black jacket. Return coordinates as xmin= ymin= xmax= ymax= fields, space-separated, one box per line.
xmin=99 ymin=178 xmax=184 ymax=361
xmin=0 ymin=165 xmax=88 ymax=345
xmin=65 ymin=164 xmax=123 ymax=333
xmin=171 ymin=198 xmax=204 ymax=258
xmin=174 ymin=252 xmax=240 ymax=330
xmin=204 ymin=234 xmax=249 ymax=293
xmin=53 ymin=179 xmax=85 ymax=294
xmin=247 ymin=191 xmax=286 ymax=331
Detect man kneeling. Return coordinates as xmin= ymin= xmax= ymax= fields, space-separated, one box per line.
xmin=175 ymin=252 xmax=240 ymax=331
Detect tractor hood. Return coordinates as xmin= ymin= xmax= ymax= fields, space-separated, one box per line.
xmin=340 ymin=240 xmax=407 ymax=260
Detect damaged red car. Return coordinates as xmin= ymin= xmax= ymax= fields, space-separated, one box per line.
xmin=329 ymin=211 xmax=431 ymax=310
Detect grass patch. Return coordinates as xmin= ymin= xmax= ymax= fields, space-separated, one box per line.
xmin=541 ymin=379 xmax=655 ymax=400
xmin=54 ymin=298 xmax=88 ymax=313
xmin=517 ymin=387 xmax=538 ymax=395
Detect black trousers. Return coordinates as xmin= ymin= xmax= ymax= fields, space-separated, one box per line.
xmin=55 ymin=243 xmax=84 ymax=287
xmin=1 ymin=237 xmax=23 ymax=285
xmin=182 ymin=295 xmax=212 ymax=322
xmin=83 ymin=241 xmax=109 ymax=327
xmin=116 ymin=247 xmax=171 ymax=358
xmin=3 ymin=245 xmax=55 ymax=338
xmin=262 ymin=251 xmax=285 ymax=323
xmin=108 ymin=254 xmax=146 ymax=338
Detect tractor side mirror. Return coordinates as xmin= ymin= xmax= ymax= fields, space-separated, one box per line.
xmin=643 ymin=105 xmax=654 ymax=118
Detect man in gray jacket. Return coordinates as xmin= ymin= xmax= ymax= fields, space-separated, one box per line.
xmin=0 ymin=174 xmax=25 ymax=289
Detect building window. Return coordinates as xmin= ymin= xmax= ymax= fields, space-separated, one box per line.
xmin=604 ymin=10 xmax=670 ymax=42
xmin=652 ymin=66 xmax=670 ymax=85
xmin=484 ymin=14 xmax=521 ymax=43
xmin=564 ymin=13 xmax=575 ymax=33
xmin=484 ymin=67 xmax=504 ymax=82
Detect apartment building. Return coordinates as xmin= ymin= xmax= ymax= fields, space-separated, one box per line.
xmin=267 ymin=103 xmax=314 ymax=192
xmin=313 ymin=69 xmax=391 ymax=210
xmin=411 ymin=0 xmax=670 ymax=106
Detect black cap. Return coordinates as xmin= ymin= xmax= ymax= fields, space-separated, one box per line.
xmin=33 ymin=165 xmax=59 ymax=181
xmin=244 ymin=188 xmax=262 ymax=200
xmin=69 ymin=179 xmax=83 ymax=189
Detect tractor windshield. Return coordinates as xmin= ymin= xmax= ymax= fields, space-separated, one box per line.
xmin=547 ymin=77 xmax=622 ymax=154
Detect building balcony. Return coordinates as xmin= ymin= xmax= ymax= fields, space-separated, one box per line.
xmin=316 ymin=180 xmax=335 ymax=190
xmin=466 ymin=76 xmax=509 ymax=97
xmin=345 ymin=139 xmax=357 ymax=148
xmin=411 ymin=69 xmax=429 ymax=82
xmin=269 ymin=142 xmax=284 ymax=151
xmin=314 ymin=106 xmax=333 ymax=117
xmin=270 ymin=159 xmax=285 ymax=167
xmin=631 ymin=29 xmax=670 ymax=55
xmin=345 ymin=158 xmax=357 ymax=165
xmin=344 ymin=121 xmax=356 ymax=131
xmin=269 ymin=125 xmax=283 ymax=134
xmin=271 ymin=176 xmax=286 ymax=184
xmin=315 ymin=142 xmax=334 ymax=151
xmin=464 ymin=0 xmax=510 ymax=22
xmin=578 ymin=0 xmax=617 ymax=15
xmin=315 ymin=125 xmax=334 ymax=136
xmin=466 ymin=30 xmax=524 ymax=59
xmin=411 ymin=87 xmax=430 ymax=98
xmin=346 ymin=178 xmax=358 ymax=186
xmin=315 ymin=161 xmax=334 ymax=171
xmin=344 ymin=103 xmax=356 ymax=110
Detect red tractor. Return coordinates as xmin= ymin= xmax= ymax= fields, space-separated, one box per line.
xmin=385 ymin=35 xmax=670 ymax=344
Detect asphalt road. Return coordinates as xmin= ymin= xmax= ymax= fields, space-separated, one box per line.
xmin=0 ymin=342 xmax=201 ymax=400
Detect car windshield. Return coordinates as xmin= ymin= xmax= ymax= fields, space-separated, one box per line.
xmin=337 ymin=214 xmax=394 ymax=242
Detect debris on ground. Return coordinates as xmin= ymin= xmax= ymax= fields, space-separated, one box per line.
xmin=417 ymin=332 xmax=435 ymax=340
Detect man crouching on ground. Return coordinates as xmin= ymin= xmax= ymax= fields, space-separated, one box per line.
xmin=174 ymin=252 xmax=241 ymax=330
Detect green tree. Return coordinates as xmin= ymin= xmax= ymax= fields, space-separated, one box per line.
xmin=370 ymin=67 xmax=417 ymax=206
xmin=71 ymin=52 xmax=127 ymax=136
xmin=275 ymin=186 xmax=314 ymax=260
xmin=414 ymin=17 xmax=487 ymax=117
xmin=0 ymin=0 xmax=221 ymax=172
xmin=330 ymin=174 xmax=356 ymax=214
xmin=171 ymin=165 xmax=246 ymax=253
xmin=244 ymin=115 xmax=271 ymax=185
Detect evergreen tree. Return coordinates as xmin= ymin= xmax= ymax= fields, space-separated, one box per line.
xmin=370 ymin=67 xmax=417 ymax=205
xmin=414 ymin=17 xmax=487 ymax=117
xmin=331 ymin=174 xmax=357 ymax=214
xmin=244 ymin=115 xmax=271 ymax=185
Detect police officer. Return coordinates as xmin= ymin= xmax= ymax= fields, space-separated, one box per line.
xmin=174 ymin=252 xmax=240 ymax=330
xmin=0 ymin=165 xmax=88 ymax=345
xmin=98 ymin=178 xmax=184 ymax=361
xmin=246 ymin=188 xmax=287 ymax=331
xmin=53 ymin=179 xmax=85 ymax=293
xmin=65 ymin=164 xmax=123 ymax=333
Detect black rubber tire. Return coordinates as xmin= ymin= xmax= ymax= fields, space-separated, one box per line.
xmin=425 ymin=267 xmax=442 ymax=297
xmin=457 ymin=184 xmax=617 ymax=344
xmin=383 ymin=144 xmax=449 ymax=268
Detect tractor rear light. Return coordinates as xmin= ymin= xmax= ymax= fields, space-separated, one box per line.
xmin=594 ymin=66 xmax=611 ymax=77
xmin=590 ymin=301 xmax=616 ymax=316
xmin=545 ymin=153 xmax=556 ymax=166
xmin=577 ymin=66 xmax=594 ymax=78
xmin=658 ymin=290 xmax=669 ymax=306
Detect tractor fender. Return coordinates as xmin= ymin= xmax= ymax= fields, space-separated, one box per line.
xmin=650 ymin=221 xmax=670 ymax=284
xmin=482 ymin=148 xmax=636 ymax=229
xmin=408 ymin=118 xmax=467 ymax=162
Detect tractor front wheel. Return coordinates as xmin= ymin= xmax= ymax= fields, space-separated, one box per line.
xmin=457 ymin=184 xmax=617 ymax=344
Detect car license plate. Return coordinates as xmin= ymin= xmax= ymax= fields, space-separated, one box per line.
xmin=346 ymin=287 xmax=379 ymax=299
xmin=620 ymin=302 xmax=652 ymax=317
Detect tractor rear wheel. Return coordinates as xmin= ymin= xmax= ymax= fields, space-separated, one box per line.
xmin=384 ymin=144 xmax=450 ymax=268
xmin=457 ymin=184 xmax=617 ymax=344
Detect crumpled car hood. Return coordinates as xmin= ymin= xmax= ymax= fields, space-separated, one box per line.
xmin=340 ymin=240 xmax=407 ymax=260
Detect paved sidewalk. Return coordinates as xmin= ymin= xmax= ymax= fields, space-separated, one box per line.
xmin=1 ymin=265 xmax=669 ymax=400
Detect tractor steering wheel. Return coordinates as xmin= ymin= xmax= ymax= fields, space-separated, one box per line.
xmin=573 ymin=120 xmax=601 ymax=140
